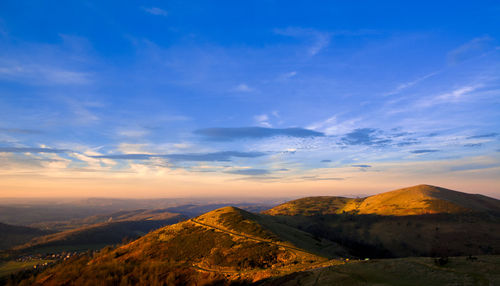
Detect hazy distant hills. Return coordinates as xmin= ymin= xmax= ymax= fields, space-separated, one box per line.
xmin=30 ymin=208 xmax=187 ymax=232
xmin=264 ymin=184 xmax=500 ymax=216
xmin=0 ymin=223 xmax=51 ymax=250
xmin=12 ymin=210 xmax=185 ymax=254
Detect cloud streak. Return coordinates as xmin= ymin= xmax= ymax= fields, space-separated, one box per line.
xmin=227 ymin=169 xmax=270 ymax=176
xmin=467 ymin=133 xmax=498 ymax=139
xmin=0 ymin=147 xmax=68 ymax=153
xmin=90 ymin=151 xmax=267 ymax=162
xmin=194 ymin=127 xmax=324 ymax=141
xmin=142 ymin=7 xmax=168 ymax=16
xmin=0 ymin=128 xmax=42 ymax=134
xmin=341 ymin=128 xmax=391 ymax=146
xmin=352 ymin=164 xmax=371 ymax=168
xmin=410 ymin=149 xmax=439 ymax=154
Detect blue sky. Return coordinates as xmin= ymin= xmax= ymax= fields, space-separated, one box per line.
xmin=0 ymin=1 xmax=499 ymax=198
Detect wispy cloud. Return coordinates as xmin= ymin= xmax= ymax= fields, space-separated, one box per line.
xmin=384 ymin=71 xmax=439 ymax=96
xmin=142 ymin=7 xmax=168 ymax=16
xmin=0 ymin=147 xmax=68 ymax=153
xmin=0 ymin=62 xmax=91 ymax=85
xmin=300 ymin=176 xmax=344 ymax=181
xmin=227 ymin=169 xmax=270 ymax=176
xmin=352 ymin=164 xmax=371 ymax=168
xmin=308 ymin=116 xmax=362 ymax=136
xmin=467 ymin=133 xmax=498 ymax=139
xmin=118 ymin=129 xmax=150 ymax=138
xmin=194 ymin=127 xmax=324 ymax=141
xmin=410 ymin=149 xmax=439 ymax=154
xmin=65 ymin=99 xmax=101 ymax=125
xmin=417 ymin=84 xmax=483 ymax=107
xmin=447 ymin=36 xmax=493 ymax=64
xmin=450 ymin=163 xmax=499 ymax=171
xmin=464 ymin=143 xmax=482 ymax=147
xmin=233 ymin=83 xmax=253 ymax=92
xmin=91 ymin=151 xmax=267 ymax=162
xmin=281 ymin=71 xmax=297 ymax=80
xmin=274 ymin=27 xmax=330 ymax=56
xmin=434 ymin=84 xmax=482 ymax=102
xmin=0 ymin=128 xmax=42 ymax=134
xmin=341 ymin=128 xmax=391 ymax=147
xmin=254 ymin=114 xmax=272 ymax=127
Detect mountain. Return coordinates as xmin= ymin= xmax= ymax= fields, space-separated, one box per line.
xmin=24 ymin=207 xmax=344 ymax=285
xmin=12 ymin=211 xmax=185 ymax=254
xmin=264 ymin=184 xmax=500 ymax=216
xmin=264 ymin=185 xmax=500 ymax=258
xmin=357 ymin=185 xmax=500 ymax=215
xmin=0 ymin=223 xmax=50 ymax=250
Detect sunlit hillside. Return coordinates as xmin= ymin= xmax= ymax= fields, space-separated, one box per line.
xmin=264 ymin=185 xmax=500 ymax=216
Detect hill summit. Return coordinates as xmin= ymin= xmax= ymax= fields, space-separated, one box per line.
xmin=264 ymin=184 xmax=500 ymax=216
xmin=27 ymin=206 xmax=340 ymax=285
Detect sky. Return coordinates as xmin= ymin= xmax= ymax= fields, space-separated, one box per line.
xmin=0 ymin=1 xmax=499 ymax=198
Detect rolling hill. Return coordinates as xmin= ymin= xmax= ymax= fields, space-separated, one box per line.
xmin=0 ymin=223 xmax=50 ymax=250
xmin=21 ymin=207 xmax=344 ymax=285
xmin=264 ymin=185 xmax=500 ymax=258
xmin=264 ymin=184 xmax=500 ymax=216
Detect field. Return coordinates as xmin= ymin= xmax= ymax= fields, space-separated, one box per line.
xmin=0 ymin=260 xmax=54 ymax=278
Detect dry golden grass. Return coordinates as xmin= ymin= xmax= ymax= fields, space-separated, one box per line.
xmin=265 ymin=184 xmax=500 ymax=216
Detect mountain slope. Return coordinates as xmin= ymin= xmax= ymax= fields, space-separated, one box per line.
xmin=0 ymin=223 xmax=50 ymax=250
xmin=264 ymin=185 xmax=500 ymax=258
xmin=26 ymin=207 xmax=343 ymax=285
xmin=264 ymin=184 xmax=500 ymax=216
xmin=357 ymin=184 xmax=500 ymax=215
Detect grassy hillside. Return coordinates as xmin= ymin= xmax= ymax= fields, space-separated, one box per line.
xmin=258 ymin=255 xmax=500 ymax=286
xmin=0 ymin=223 xmax=50 ymax=250
xmin=263 ymin=197 xmax=362 ymax=216
xmin=264 ymin=185 xmax=500 ymax=258
xmin=19 ymin=207 xmax=342 ymax=285
xmin=264 ymin=184 xmax=500 ymax=216
xmin=271 ymin=212 xmax=500 ymax=258
xmin=357 ymin=185 xmax=500 ymax=215
xmin=194 ymin=207 xmax=347 ymax=258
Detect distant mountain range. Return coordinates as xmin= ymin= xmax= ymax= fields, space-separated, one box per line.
xmin=11 ymin=209 xmax=186 ymax=254
xmin=9 ymin=185 xmax=500 ymax=285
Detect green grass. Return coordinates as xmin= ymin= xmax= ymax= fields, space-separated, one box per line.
xmin=0 ymin=259 xmax=54 ymax=278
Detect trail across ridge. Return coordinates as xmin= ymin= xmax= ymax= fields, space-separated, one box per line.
xmin=188 ymin=218 xmax=339 ymax=275
xmin=190 ymin=218 xmax=315 ymax=255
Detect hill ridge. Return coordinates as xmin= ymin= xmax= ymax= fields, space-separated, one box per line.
xmin=264 ymin=184 xmax=500 ymax=216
